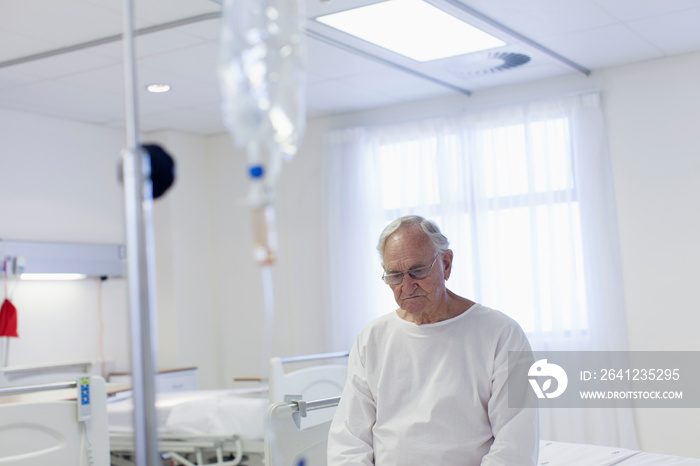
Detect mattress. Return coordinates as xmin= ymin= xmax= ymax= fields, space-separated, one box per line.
xmin=107 ymin=387 xmax=269 ymax=441
xmin=622 ymin=451 xmax=700 ymax=465
xmin=539 ymin=441 xmax=700 ymax=465
xmin=539 ymin=440 xmax=638 ymax=465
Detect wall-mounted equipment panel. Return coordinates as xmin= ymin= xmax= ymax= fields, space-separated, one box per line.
xmin=1 ymin=239 xmax=126 ymax=279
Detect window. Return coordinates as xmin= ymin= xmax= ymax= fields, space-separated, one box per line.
xmin=323 ymin=92 xmax=631 ymax=445
xmin=375 ymin=118 xmax=587 ymax=335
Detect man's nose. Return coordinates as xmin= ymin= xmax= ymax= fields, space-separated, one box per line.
xmin=400 ymin=273 xmax=419 ymax=288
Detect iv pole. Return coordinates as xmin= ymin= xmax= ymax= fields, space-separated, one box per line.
xmin=120 ymin=0 xmax=161 ymax=463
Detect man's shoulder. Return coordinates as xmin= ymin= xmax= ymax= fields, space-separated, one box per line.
xmin=361 ymin=310 xmax=397 ymax=331
xmin=354 ymin=311 xmax=399 ymax=342
xmin=464 ymin=303 xmax=528 ymax=335
xmin=465 ymin=304 xmax=532 ymax=354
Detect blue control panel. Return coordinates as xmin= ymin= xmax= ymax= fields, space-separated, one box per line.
xmin=77 ymin=377 xmax=91 ymax=421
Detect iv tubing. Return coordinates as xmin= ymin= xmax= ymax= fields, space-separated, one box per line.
xmin=121 ymin=0 xmax=160 ymax=464
xmin=260 ymin=265 xmax=275 ymax=378
xmin=245 ymin=144 xmax=278 ymax=376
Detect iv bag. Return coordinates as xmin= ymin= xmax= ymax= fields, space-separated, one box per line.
xmin=218 ymin=0 xmax=307 ymax=160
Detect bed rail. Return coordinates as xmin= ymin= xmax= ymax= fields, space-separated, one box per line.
xmin=279 ymin=351 xmax=349 ymax=365
xmin=0 ymin=380 xmax=78 ymax=396
xmin=289 ymin=396 xmax=341 ymax=417
xmin=266 ymin=395 xmax=342 ymax=465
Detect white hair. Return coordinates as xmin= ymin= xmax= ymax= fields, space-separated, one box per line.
xmin=376 ymin=215 xmax=449 ymax=263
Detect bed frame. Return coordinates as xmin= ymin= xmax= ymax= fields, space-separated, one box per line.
xmin=110 ymin=396 xmax=344 ymax=466
xmin=0 ymin=376 xmax=110 ymax=466
xmin=109 ymin=351 xmax=349 ymax=466
xmin=265 ymin=396 xmax=341 ymax=466
xmin=0 ymin=352 xmax=347 ymax=466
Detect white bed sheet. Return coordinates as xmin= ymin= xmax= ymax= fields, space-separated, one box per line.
xmin=107 ymin=387 xmax=268 ymax=441
xmin=539 ymin=440 xmax=638 ymax=465
xmin=622 ymin=451 xmax=700 ymax=465
xmin=539 ymin=441 xmax=700 ymax=465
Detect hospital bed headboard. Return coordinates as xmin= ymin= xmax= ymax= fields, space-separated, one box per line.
xmin=268 ymin=351 xmax=349 ymax=404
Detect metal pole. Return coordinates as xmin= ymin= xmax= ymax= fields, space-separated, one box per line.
xmin=121 ymin=151 xmax=161 ymax=466
xmin=121 ymin=0 xmax=160 ymax=464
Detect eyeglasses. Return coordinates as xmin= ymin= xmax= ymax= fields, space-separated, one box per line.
xmin=381 ymin=253 xmax=440 ymax=286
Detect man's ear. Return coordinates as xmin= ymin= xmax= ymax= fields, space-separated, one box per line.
xmin=442 ymin=249 xmax=454 ymax=280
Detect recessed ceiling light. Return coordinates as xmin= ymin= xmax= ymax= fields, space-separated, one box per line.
xmin=315 ymin=0 xmax=506 ymax=62
xmin=147 ymin=83 xmax=171 ymax=93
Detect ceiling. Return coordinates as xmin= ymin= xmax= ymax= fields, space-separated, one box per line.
xmin=1 ymin=0 xmax=700 ymax=136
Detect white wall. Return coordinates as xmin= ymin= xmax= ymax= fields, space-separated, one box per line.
xmin=0 ymin=113 xmax=222 ymax=388
xmin=206 ymin=122 xmax=330 ymax=386
xmin=599 ymin=52 xmax=700 ymax=458
xmin=145 ymin=130 xmax=220 ymax=388
xmin=0 ymin=109 xmax=129 ymax=375
xmin=602 ymin=54 xmax=700 ymax=352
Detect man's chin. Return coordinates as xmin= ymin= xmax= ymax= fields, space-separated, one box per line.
xmin=400 ymin=299 xmax=425 ymax=312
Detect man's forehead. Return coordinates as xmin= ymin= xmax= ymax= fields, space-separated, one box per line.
xmin=384 ymin=227 xmax=434 ymax=261
xmin=387 ymin=224 xmax=429 ymax=245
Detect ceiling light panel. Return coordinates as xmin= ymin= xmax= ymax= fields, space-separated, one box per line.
xmin=307 ymin=0 xmax=584 ymax=95
xmin=315 ymin=0 xmax=506 ymax=62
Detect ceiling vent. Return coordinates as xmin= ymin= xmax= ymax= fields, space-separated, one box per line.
xmin=445 ymin=52 xmax=531 ymax=77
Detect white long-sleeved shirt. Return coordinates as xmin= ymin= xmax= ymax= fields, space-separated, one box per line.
xmin=328 ymin=303 xmax=538 ymax=465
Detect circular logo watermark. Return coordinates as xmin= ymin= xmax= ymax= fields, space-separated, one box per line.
xmin=528 ymin=359 xmax=568 ymax=399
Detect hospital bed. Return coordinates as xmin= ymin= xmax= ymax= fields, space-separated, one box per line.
xmin=0 ymin=375 xmax=111 ymax=466
xmin=107 ymin=352 xmax=348 ymax=466
xmin=0 ymin=352 xmax=346 ymax=466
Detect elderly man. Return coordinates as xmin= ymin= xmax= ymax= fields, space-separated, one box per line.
xmin=328 ymin=215 xmax=538 ymax=465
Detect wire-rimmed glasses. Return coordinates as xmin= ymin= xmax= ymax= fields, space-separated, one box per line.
xmin=381 ymin=253 xmax=440 ymax=286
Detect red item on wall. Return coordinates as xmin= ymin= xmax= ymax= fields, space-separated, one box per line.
xmin=0 ymin=298 xmax=18 ymax=337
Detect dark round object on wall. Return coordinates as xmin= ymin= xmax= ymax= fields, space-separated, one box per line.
xmin=143 ymin=144 xmax=176 ymax=199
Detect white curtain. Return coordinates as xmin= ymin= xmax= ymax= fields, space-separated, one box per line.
xmin=322 ymin=91 xmax=637 ymax=448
